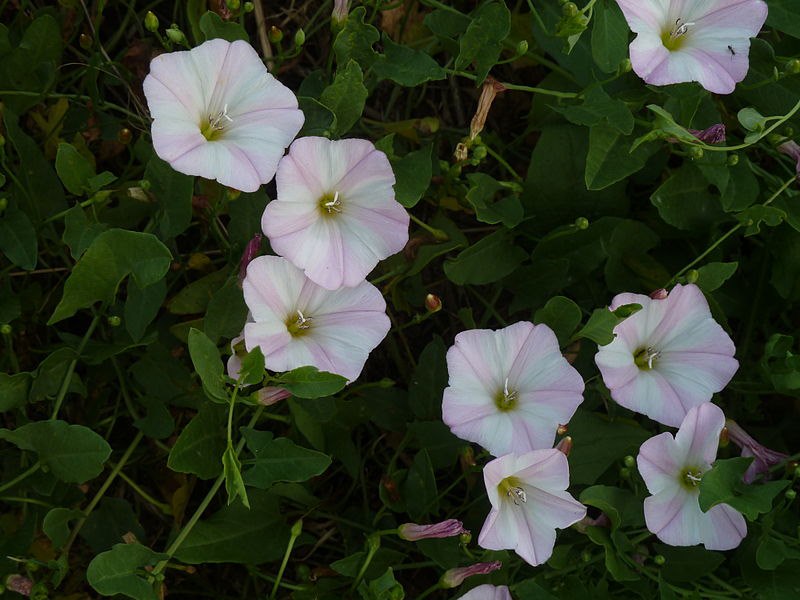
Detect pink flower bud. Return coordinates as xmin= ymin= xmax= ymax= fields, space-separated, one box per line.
xmin=238 ymin=233 xmax=263 ymax=282
xmin=425 ymin=293 xmax=442 ymax=313
xmin=397 ymin=519 xmax=467 ymax=541
xmin=332 ymin=0 xmax=349 ymax=27
xmin=257 ymin=386 xmax=292 ymax=406
xmin=441 ymin=561 xmax=502 ymax=588
xmin=555 ymin=435 xmax=573 ymax=456
xmin=649 ymin=288 xmax=668 ymax=300
xmin=725 ymin=419 xmax=788 ymax=483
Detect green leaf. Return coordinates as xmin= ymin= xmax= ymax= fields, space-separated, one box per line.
xmin=55 ymin=143 xmax=95 ymax=196
xmin=650 ymin=165 xmax=728 ymax=231
xmin=174 ymin=489 xmax=289 ymax=564
xmin=558 ymin=87 xmax=634 ymax=135
xmin=0 ymin=421 xmax=111 ymax=483
xmin=756 ymin=534 xmax=800 ymax=570
xmin=275 ymin=366 xmax=347 ymax=399
xmin=357 ymin=568 xmax=405 ymax=600
xmin=694 ymin=262 xmax=738 ymax=292
xmin=444 ymin=229 xmax=527 ymax=285
xmin=238 ymin=346 xmax=266 ymax=386
xmin=0 ymin=372 xmax=31 ymax=411
xmin=408 ymin=337 xmax=448 ymax=420
xmin=320 ymin=60 xmax=368 ymax=137
xmin=167 ymin=269 xmax=229 ymax=315
xmin=591 ymin=0 xmax=630 ymax=73
xmin=699 ymin=457 xmax=790 ymax=520
xmin=579 ymin=485 xmax=644 ymax=530
xmin=167 ymin=403 xmax=227 ymax=479
xmin=585 ymin=526 xmax=639 ymax=581
xmin=654 ymin=544 xmax=725 ymax=583
xmin=372 ymin=35 xmax=445 ymax=86
xmin=133 ymin=396 xmax=175 ymax=440
xmin=573 ymin=303 xmax=641 ymax=345
xmin=392 ymin=145 xmax=433 ymax=208
xmin=404 ymin=449 xmax=438 ymax=520
xmin=28 ymin=348 xmax=74 ymax=402
xmin=43 ymin=508 xmax=83 ymax=548
xmin=767 ymin=1 xmax=800 ymax=37
xmin=124 ymin=278 xmax=167 ymax=342
xmin=62 ymin=206 xmax=106 ymax=260
xmin=86 ymin=543 xmax=167 ymax=600
xmin=49 ymin=230 xmax=172 ymax=324
xmin=0 ymin=206 xmax=38 ymax=270
xmin=242 ymin=429 xmax=331 ymax=489
xmin=464 ymin=173 xmax=524 ymax=228
xmin=204 ymin=279 xmax=248 ymax=344
xmin=146 ymin=156 xmax=194 ymax=240
xmin=534 ymin=296 xmax=583 ymax=347
xmin=199 ymin=10 xmax=249 ymax=42
xmin=585 ymin=126 xmax=659 ymax=190
xmin=455 ymin=2 xmax=511 ymax=84
xmin=187 ymin=328 xmax=228 ymax=403
xmin=333 ymin=6 xmax=379 ymax=69
xmin=223 ymin=445 xmax=250 ymax=507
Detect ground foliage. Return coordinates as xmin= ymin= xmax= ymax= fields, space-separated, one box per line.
xmin=1 ymin=0 xmax=800 ymax=599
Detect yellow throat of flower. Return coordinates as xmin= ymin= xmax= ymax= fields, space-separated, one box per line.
xmin=662 ymin=17 xmax=695 ymax=51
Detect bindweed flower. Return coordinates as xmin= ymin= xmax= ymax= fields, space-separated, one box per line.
xmin=143 ymin=39 xmax=304 ymax=192
xmin=241 ymin=255 xmax=390 ymax=382
xmin=616 ymin=0 xmax=768 ymax=94
xmin=397 ymin=519 xmax=467 ymax=541
xmin=688 ymin=123 xmax=726 ymax=144
xmin=478 ymin=450 xmax=586 ymax=566
xmin=257 ymin=386 xmax=292 ymax=406
xmin=725 ymin=419 xmax=788 ymax=483
xmin=441 ymin=561 xmax=502 ymax=589
xmin=442 ymin=322 xmax=584 ymax=457
xmin=595 ymin=284 xmax=738 ymax=427
xmin=638 ymin=403 xmax=747 ymax=550
xmin=262 ymin=137 xmax=409 ymax=290
xmin=778 ymin=140 xmax=800 ymax=179
xmin=456 ymin=584 xmax=513 ymax=600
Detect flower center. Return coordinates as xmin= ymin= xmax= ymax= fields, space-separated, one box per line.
xmin=494 ymin=377 xmax=518 ymax=411
xmin=286 ymin=309 xmax=313 ymax=336
xmin=680 ymin=466 xmax=704 ymax=491
xmin=201 ymin=104 xmax=233 ymax=141
xmin=634 ymin=346 xmax=661 ymax=370
xmin=498 ymin=477 xmax=527 ymax=506
xmin=319 ymin=191 xmax=343 ymax=216
xmin=662 ymin=17 xmax=695 ymax=51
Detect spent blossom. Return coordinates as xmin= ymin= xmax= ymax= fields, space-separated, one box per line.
xmin=478 ymin=450 xmax=586 ymax=566
xmin=616 ymin=0 xmax=768 ymax=94
xmin=442 ymin=322 xmax=584 ymax=457
xmin=143 ymin=39 xmax=304 ymax=192
xmin=241 ymin=255 xmax=390 ymax=382
xmin=595 ymin=284 xmax=738 ymax=427
xmin=689 ymin=123 xmax=726 ymax=144
xmin=725 ymin=419 xmax=788 ymax=483
xmin=441 ymin=561 xmax=502 ymax=589
xmin=638 ymin=403 xmax=747 ymax=550
xmin=262 ymin=136 xmax=409 ymax=290
xmin=397 ymin=519 xmax=468 ymax=541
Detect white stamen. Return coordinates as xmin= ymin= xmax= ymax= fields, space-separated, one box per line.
xmin=502 ymin=377 xmax=517 ymax=405
xmin=686 ymin=472 xmax=702 ymax=483
xmin=208 ymin=104 xmax=234 ymax=131
xmin=295 ymin=309 xmax=312 ymax=330
xmin=323 ymin=191 xmax=342 ymax=213
xmin=507 ymin=486 xmax=527 ymax=505
xmin=647 ymin=348 xmax=661 ymax=369
xmin=671 ymin=17 xmax=695 ymax=39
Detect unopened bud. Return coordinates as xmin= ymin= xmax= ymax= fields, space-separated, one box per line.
xmin=459 ymin=445 xmax=476 ymax=469
xmin=0 ymin=197 xmax=7 ymax=212
xmin=79 ymin=33 xmax=93 ymax=49
xmin=291 ymin=518 xmax=303 ymax=536
xmin=768 ymin=133 xmax=784 ymax=146
xmin=166 ymin=25 xmax=188 ymax=46
xmin=441 ymin=561 xmax=502 ymax=588
xmin=562 ymin=2 xmax=578 ymax=17
xmin=144 ymin=11 xmax=159 ymax=32
xmin=398 ymin=519 xmax=467 ymax=541
xmin=654 ymin=555 xmax=666 ymax=566
xmin=139 ymin=179 xmax=151 ymax=191
xmin=719 ymin=426 xmax=729 ymax=447
xmin=650 ymin=288 xmax=668 ymax=300
xmin=786 ymin=59 xmax=800 ymax=75
xmin=459 ymin=531 xmax=472 ymax=545
xmin=618 ymin=58 xmax=632 ymax=74
xmin=244 ymin=2 xmax=254 ymax=12
xmin=257 ymin=386 xmax=292 ymax=406
xmin=686 ymin=269 xmax=699 ymax=284
xmin=556 ymin=423 xmax=568 ymax=436
xmin=1 ymin=324 xmax=12 ymax=335
xmin=425 ymin=293 xmax=442 ymax=313
xmin=227 ymin=0 xmax=241 ymax=11
xmin=516 ymin=40 xmax=528 ymax=55
xmin=688 ymin=146 xmax=704 ymax=160
xmin=107 ymin=316 xmax=122 ymax=327
xmin=268 ymin=25 xmax=283 ymax=43
xmin=619 ymin=467 xmax=631 ymax=479
xmin=332 ymin=0 xmax=349 ymax=28
xmin=294 ymin=28 xmax=306 ymax=47
xmin=574 ymin=216 xmax=589 ymax=230
xmin=727 ymin=153 xmax=739 ymax=166
xmin=117 ymin=128 xmax=132 ymax=144
xmin=472 ymin=145 xmax=487 ymax=160
xmin=623 ymin=455 xmax=636 ymax=468
xmin=555 ymin=436 xmax=572 ymax=456
xmin=785 ymin=489 xmax=797 ymax=501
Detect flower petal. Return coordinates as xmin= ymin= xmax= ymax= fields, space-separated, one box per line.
xmin=674 ymin=402 xmax=725 ymax=466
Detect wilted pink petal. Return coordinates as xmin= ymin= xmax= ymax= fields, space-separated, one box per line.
xmin=650 ymin=288 xmax=668 ymax=299
xmin=616 ymin=0 xmax=768 ymax=94
xmin=726 ymin=419 xmax=788 ymax=483
xmin=332 ymin=0 xmax=349 ymax=27
xmin=5 ymin=575 xmax=32 ymax=596
xmin=688 ymin=124 xmax=726 ymax=144
xmin=443 ymin=322 xmax=584 ymax=457
xmin=595 ymin=283 xmax=738 ymax=427
xmin=778 ymin=141 xmax=800 ymax=179
xmin=397 ymin=519 xmax=467 ymax=541
xmin=242 ymin=255 xmax=390 ymax=382
xmin=257 ymin=386 xmax=292 ymax=406
xmin=638 ymin=403 xmax=747 ymax=550
xmin=239 ymin=234 xmax=263 ymax=282
xmin=441 ymin=561 xmax=502 ymax=589
xmin=456 ymin=584 xmax=513 ymax=600
xmin=478 ymin=450 xmax=586 ymax=566
xmin=143 ymin=39 xmax=304 ymax=192
xmin=262 ymin=136 xmax=409 ymax=290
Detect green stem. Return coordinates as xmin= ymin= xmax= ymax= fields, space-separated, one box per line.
xmin=667 ymin=225 xmax=742 ymax=286
xmin=499 ymin=81 xmax=579 ymax=98
xmin=111 ymin=466 xmax=172 ymax=515
xmin=50 ymin=312 xmax=103 ymax=420
xmin=0 ymin=462 xmax=41 ymax=494
xmin=2 ymin=330 xmax=20 ymax=373
xmin=270 ymin=519 xmax=303 ymax=599
xmin=409 ymin=213 xmax=449 ymax=241
xmin=416 ymin=583 xmax=443 ymax=600
xmin=694 ymin=98 xmax=800 ymax=152
xmin=485 ymin=145 xmax=523 ymax=182
xmin=351 ymin=534 xmax=381 ymax=590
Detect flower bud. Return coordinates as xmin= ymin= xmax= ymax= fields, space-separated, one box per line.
xmin=332 ymin=0 xmax=349 ymax=28
xmin=166 ymin=25 xmax=188 ymax=46
xmin=117 ymin=128 xmax=132 ymax=144
xmin=107 ymin=315 xmax=122 ymax=327
xmin=239 ymin=233 xmax=263 ymax=281
xmin=139 ymin=178 xmax=151 ymax=191
xmin=425 ymin=293 xmax=442 ymax=313
xmin=618 ymin=58 xmax=632 ymax=74
xmin=472 ymin=145 xmax=488 ymax=160
xmin=785 ymin=489 xmax=796 ymax=502
xmin=516 ymin=40 xmax=528 ymax=55
xmin=574 ymin=216 xmax=589 ymax=230
xmin=619 ymin=467 xmax=631 ymax=479
xmin=623 ymin=455 xmax=636 ymax=468
xmin=688 ymin=146 xmax=704 ymax=160
xmin=719 ymin=426 xmax=729 ymax=447
xmin=1 ymin=324 xmax=12 ymax=336
xmin=654 ymin=554 xmax=666 ymax=566
xmin=227 ymin=0 xmax=241 ymax=11
xmin=459 ymin=531 xmax=472 ymax=545
xmin=268 ymin=25 xmax=283 ymax=43
xmin=398 ymin=519 xmax=468 ymax=541
xmin=555 ymin=436 xmax=573 ymax=456
xmin=562 ymin=2 xmax=578 ymax=17
xmin=257 ymin=386 xmax=292 ymax=406
xmin=649 ymin=288 xmax=668 ymax=300
xmin=727 ymin=153 xmax=739 ymax=166
xmin=786 ymin=59 xmax=800 ymax=75
xmin=441 ymin=561 xmax=502 ymax=588
xmin=79 ymin=33 xmax=93 ymax=49
xmin=686 ymin=269 xmax=699 ymax=283
xmin=244 ymin=2 xmax=254 ymax=12
xmin=0 ymin=197 xmax=8 ymax=212
xmin=144 ymin=11 xmax=159 ymax=33
xmin=294 ymin=28 xmax=306 ymax=47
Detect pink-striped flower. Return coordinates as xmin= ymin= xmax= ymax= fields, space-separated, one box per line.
xmin=638 ymin=403 xmax=747 ymax=550
xmin=241 ymin=255 xmax=390 ymax=382
xmin=441 ymin=561 xmax=502 ymax=589
xmin=397 ymin=519 xmax=467 ymax=541
xmin=595 ymin=284 xmax=738 ymax=427
xmin=616 ymin=0 xmax=768 ymax=94
xmin=442 ymin=322 xmax=584 ymax=457
xmin=478 ymin=450 xmax=586 ymax=566
xmin=262 ymin=137 xmax=409 ymax=290
xmin=143 ymin=39 xmax=304 ymax=192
